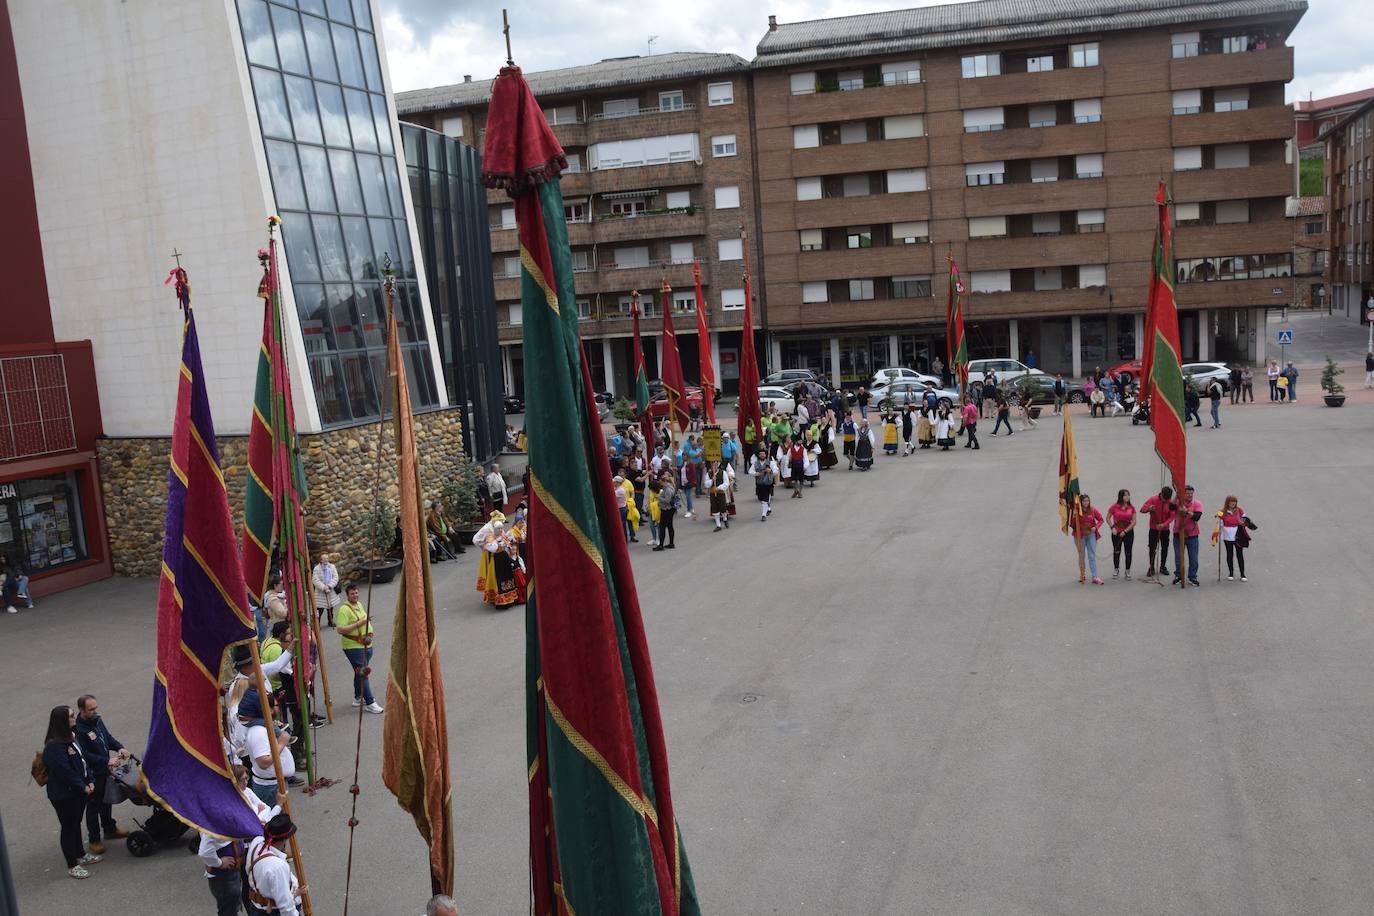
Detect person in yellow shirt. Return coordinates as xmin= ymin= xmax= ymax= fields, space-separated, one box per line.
xmin=335 ymin=584 xmax=382 ymax=713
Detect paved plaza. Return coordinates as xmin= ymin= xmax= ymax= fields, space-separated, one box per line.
xmin=5 ymin=351 xmax=1374 ymax=915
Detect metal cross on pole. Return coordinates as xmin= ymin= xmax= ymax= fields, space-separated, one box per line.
xmin=171 ymin=248 xmax=184 ymax=268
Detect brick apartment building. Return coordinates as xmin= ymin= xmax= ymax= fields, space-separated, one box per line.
xmin=1323 ymin=97 xmax=1374 ymax=323
xmin=396 ymin=53 xmax=762 ymax=398
xmin=1295 ymin=87 xmax=1374 ymax=150
xmin=1290 ymin=196 xmax=1327 ymax=311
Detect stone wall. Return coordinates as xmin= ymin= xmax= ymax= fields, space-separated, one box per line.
xmin=97 ymin=407 xmax=466 ymax=580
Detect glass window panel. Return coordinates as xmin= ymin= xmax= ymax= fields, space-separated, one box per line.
xmin=369 ymin=351 xmax=391 ymax=417
xmin=312 ymin=215 xmax=349 ymax=281
xmin=332 ymin=23 xmax=365 ymax=87
xmin=406 ymin=344 xmax=437 ymax=406
xmin=283 ymin=75 xmax=323 ymax=145
xmin=368 ymin=217 xmax=399 ymax=272
xmin=340 ymin=351 xmax=381 ymax=420
xmin=296 ymin=146 xmax=335 ymax=211
xmin=393 ymin=220 xmax=416 ymax=278
xmin=357 ymin=30 xmax=383 ymax=91
xmin=370 ymin=93 xmax=393 ymax=154
xmin=301 ymin=14 xmax=338 ymax=82
xmin=326 ymin=283 xmax=364 ymax=348
xmin=280 ymin=212 xmax=321 ymax=281
xmin=344 ymin=88 xmax=378 ymax=151
xmin=250 ymin=67 xmax=293 ymax=139
xmin=382 ymin=158 xmax=405 ymax=215
xmin=237 ymin=0 xmax=278 ymax=69
xmin=294 ymin=283 xmax=335 ymax=353
xmin=357 ymin=286 xmax=387 ymax=347
xmin=329 ymin=148 xmax=364 ymax=213
xmin=393 ymin=284 xmax=420 ymax=343
xmin=325 ymin=0 xmax=353 ymax=24
xmin=270 ymin=6 xmax=309 ymax=75
xmin=340 ymin=216 xmax=378 ymax=281
xmin=356 ymin=153 xmax=389 ymax=215
xmin=351 ymin=0 xmax=373 ymax=29
xmin=308 ymin=354 xmax=351 ymax=425
xmin=315 ymin=82 xmax=350 ymax=146
xmin=298 ymin=0 xmax=326 ymax=15
xmin=264 ymin=140 xmax=307 ymax=210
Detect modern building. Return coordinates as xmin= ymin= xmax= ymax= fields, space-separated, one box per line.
xmin=396 ymin=52 xmax=762 ymax=398
xmin=7 ymin=0 xmax=496 ymax=577
xmin=1322 ymin=98 xmax=1374 ymax=323
xmin=1294 ymin=87 xmax=1374 ymax=149
xmin=751 ymin=0 xmax=1305 ymax=383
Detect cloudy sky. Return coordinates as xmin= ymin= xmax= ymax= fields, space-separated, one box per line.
xmin=378 ymin=0 xmax=1369 ymax=102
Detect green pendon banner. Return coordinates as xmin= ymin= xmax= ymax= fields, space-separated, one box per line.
xmin=1143 ymin=180 xmax=1188 ymax=501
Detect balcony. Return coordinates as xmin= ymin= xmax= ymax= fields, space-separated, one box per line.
xmin=787 ymin=81 xmax=927 ymax=123
xmin=591 ymin=161 xmax=702 ymax=195
xmin=587 ymin=106 xmax=699 ymax=143
xmin=1170 ymin=45 xmax=1293 ymax=92
xmin=965 ymin=285 xmax=1112 ymax=318
xmin=596 ymin=259 xmax=696 ymax=293
xmin=1175 ymin=276 xmax=1292 ymax=309
xmin=493 ymin=266 xmax=600 ymax=301
xmin=485 ymin=168 xmax=592 ymax=204
xmin=965 ymin=233 xmax=1109 ymax=271
xmin=487 ymin=219 xmax=593 ymax=252
xmin=767 ymin=296 xmax=945 ymax=331
xmin=1175 ymin=219 xmax=1292 ymax=256
xmin=796 ymin=245 xmax=934 ymax=283
xmin=549 ymin=119 xmax=588 ymax=148
xmin=958 ymin=66 xmax=1103 ymax=109
xmin=594 ymin=208 xmax=706 ymax=244
xmin=963 ymin=177 xmax=1106 ymax=218
xmin=793 ymin=192 xmax=931 ymax=230
xmin=960 ymin=121 xmax=1104 ymax=162
xmin=1172 ymin=162 xmax=1291 ymax=201
xmin=790 ymin=137 xmax=929 ymax=179
xmin=1171 ymin=104 xmax=1294 ymax=147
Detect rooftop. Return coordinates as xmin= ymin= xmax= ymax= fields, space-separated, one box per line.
xmin=754 ymin=0 xmax=1307 ymax=67
xmin=395 ymin=51 xmax=749 ymax=114
xmin=1294 ymin=86 xmax=1374 ymax=114
xmin=1293 ymin=196 xmax=1326 ymax=217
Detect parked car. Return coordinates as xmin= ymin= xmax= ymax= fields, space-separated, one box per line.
xmin=647 ymin=385 xmax=704 ymax=418
xmin=966 ymin=358 xmax=1045 ymax=383
xmin=503 ymin=394 xmax=524 ymax=414
xmin=762 ymin=368 xmax=827 ymax=389
xmin=1181 ymin=362 xmax=1232 ymax=392
xmin=870 ymin=367 xmax=940 ymax=388
xmin=1106 ymin=359 xmax=1144 ymax=383
xmin=1001 ymin=374 xmax=1086 ymax=405
xmin=871 ymin=380 xmax=960 ymax=410
xmin=756 ymin=386 xmax=797 ymax=415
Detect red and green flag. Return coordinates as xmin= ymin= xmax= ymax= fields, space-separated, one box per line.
xmin=658 ymin=279 xmax=691 ymax=435
xmin=692 ymin=260 xmax=716 ymax=423
xmin=947 ymin=254 xmax=969 ymax=394
xmin=482 ymin=64 xmax=699 ymax=916
xmin=736 ymin=231 xmax=762 ymax=447
xmin=1143 ymin=180 xmax=1187 ymax=504
xmin=630 ymin=292 xmax=653 ymax=445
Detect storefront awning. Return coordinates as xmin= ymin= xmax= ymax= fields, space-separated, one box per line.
xmin=598 ymin=189 xmax=659 ymax=200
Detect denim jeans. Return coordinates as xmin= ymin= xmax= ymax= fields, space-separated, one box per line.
xmin=208 ymin=871 xmax=244 ymax=916
xmin=1210 ymin=401 xmax=1220 ymax=426
xmin=619 ymin=506 xmax=630 ymax=539
xmin=1080 ymin=532 xmax=1099 ymax=579
xmin=1175 ymin=535 xmax=1199 ymax=581
xmin=681 ymin=487 xmax=694 ymax=514
xmin=343 ymin=646 xmax=374 ymax=705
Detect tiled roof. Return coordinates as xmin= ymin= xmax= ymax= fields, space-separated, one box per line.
xmin=754 ymin=0 xmax=1307 ymax=67
xmin=1294 ymin=86 xmax=1374 ymax=113
xmin=1294 ymin=196 xmax=1326 ymax=217
xmin=395 ymin=51 xmax=748 ymax=114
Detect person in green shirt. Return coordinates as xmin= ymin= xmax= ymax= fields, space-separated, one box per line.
xmin=335 ymin=585 xmax=382 ymax=713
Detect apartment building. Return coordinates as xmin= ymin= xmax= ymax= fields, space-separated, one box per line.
xmin=396 ymin=53 xmax=761 ymax=398
xmin=752 ymin=0 xmax=1305 ymax=383
xmin=1323 ymin=98 xmax=1374 ymax=322
xmin=1289 ymin=196 xmax=1327 ymax=311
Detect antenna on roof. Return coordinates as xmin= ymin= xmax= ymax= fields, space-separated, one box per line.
xmin=501 ymin=8 xmax=514 ymax=66
xmin=647 ymin=35 xmax=658 ymax=56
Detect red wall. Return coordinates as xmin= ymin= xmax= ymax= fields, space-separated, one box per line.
xmin=0 ymin=0 xmax=56 ymax=345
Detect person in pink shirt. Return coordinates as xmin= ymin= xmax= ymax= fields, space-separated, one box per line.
xmin=1107 ymin=489 xmax=1137 ymax=580
xmin=960 ymin=400 xmax=980 ymax=450
xmin=1070 ymin=493 xmax=1106 ymax=585
xmin=1213 ymin=494 xmax=1252 ymax=581
xmin=1171 ymin=485 xmax=1204 ymax=586
xmin=1138 ymin=486 xmax=1176 ymax=582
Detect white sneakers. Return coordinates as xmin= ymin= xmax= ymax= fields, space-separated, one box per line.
xmin=364 ymin=702 xmax=384 ymax=714
xmin=71 ymin=852 xmax=102 ymax=876
xmin=351 ymin=697 xmax=363 ymax=707
xmin=68 ymin=866 xmax=91 ymax=879
xmin=77 ymin=853 xmax=102 ymax=865
xmin=5 ymin=606 xmax=16 ymax=614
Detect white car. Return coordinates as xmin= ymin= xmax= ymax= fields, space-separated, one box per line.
xmin=967 ymin=358 xmax=1045 ymax=383
xmin=870 ymin=367 xmax=940 ymax=387
xmin=870 ymin=380 xmax=961 ymax=410
xmin=756 ymin=385 xmax=797 ymax=414
xmin=1181 ymin=362 xmax=1232 ymax=392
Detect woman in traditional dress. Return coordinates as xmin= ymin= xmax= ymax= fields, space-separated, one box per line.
xmin=854 ymin=419 xmax=876 ymax=471
xmin=472 ymin=511 xmax=519 ymax=607
xmin=882 ymin=411 xmax=899 ymax=455
xmin=802 ymin=431 xmax=821 ymax=486
xmin=917 ymin=407 xmax=935 ymax=448
xmin=935 ymin=404 xmax=956 ymax=450
xmin=818 ymin=417 xmax=839 ymax=470
xmin=901 ymin=404 xmax=915 ymax=456
xmin=840 ymin=414 xmax=857 ymax=469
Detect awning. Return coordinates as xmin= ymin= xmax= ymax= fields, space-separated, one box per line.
xmin=598 ymin=189 xmax=660 ymax=200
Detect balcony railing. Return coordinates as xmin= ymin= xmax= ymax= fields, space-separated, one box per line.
xmin=589 ymin=102 xmax=697 ymax=122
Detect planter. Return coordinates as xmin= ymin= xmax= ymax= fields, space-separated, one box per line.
xmin=1323 ymin=394 xmax=1346 ymax=407
xmin=1028 ymin=406 xmax=1043 ymax=419
xmin=361 ymin=558 xmax=401 ymax=584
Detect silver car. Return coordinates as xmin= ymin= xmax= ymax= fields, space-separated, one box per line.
xmin=870 ymin=380 xmax=960 ymax=410
xmin=1181 ymin=362 xmax=1232 ymax=392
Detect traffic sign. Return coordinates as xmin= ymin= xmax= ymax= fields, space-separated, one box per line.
xmin=1366 ymin=308 xmax=1374 ymax=322
xmin=1276 ymin=329 xmax=1294 ymax=345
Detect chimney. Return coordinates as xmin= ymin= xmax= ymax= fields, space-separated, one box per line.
xmin=463 ymin=74 xmax=472 ymax=83
xmin=768 ymin=14 xmax=777 ymax=31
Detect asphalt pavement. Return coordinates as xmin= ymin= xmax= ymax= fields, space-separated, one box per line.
xmin=5 ymin=364 xmax=1374 ymax=915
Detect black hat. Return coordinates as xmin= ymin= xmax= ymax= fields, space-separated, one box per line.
xmin=264 ymin=813 xmax=297 ymax=841
xmin=231 ymin=645 xmax=253 ymax=669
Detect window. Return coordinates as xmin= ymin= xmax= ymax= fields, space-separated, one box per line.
xmin=441 ymin=116 xmax=464 ymax=138
xmin=664 ymin=190 xmax=690 ymax=209
xmin=715 ymin=185 xmax=740 ymax=209
xmin=796 ymin=177 xmax=822 ymax=201
xmin=659 ymin=90 xmax=684 ymax=112
xmin=711 ymin=134 xmax=736 ymax=157
xmin=799 ymin=229 xmax=823 ymax=251
xmin=892 ymin=275 xmax=931 ymax=297
xmin=721 ymin=288 xmax=745 ymax=309
xmin=1073 ymin=98 xmax=1102 ymax=123
xmin=961 ymin=54 xmax=1001 ymax=78
xmin=1076 ymin=209 xmax=1105 ymax=232
xmin=883 ymin=114 xmax=924 ymax=139
xmin=1027 ymin=55 xmax=1054 ymax=72
xmin=718 ymin=238 xmax=743 ymax=261
xmin=793 ymin=124 xmax=820 ymax=149
xmin=965 ymin=161 xmax=1006 ymax=186
xmin=843 ymin=174 xmax=872 ymax=197
xmin=669 ymin=241 xmax=694 ymax=264
xmin=544 ymin=105 xmax=578 ymax=125
xmin=1221 ymin=35 xmax=1249 ymax=54
xmin=570 ymin=250 xmax=592 ymax=272
xmin=1070 ymin=43 xmax=1099 ymax=67
xmin=1034 ymin=267 xmax=1062 ymax=290
xmin=802 ymin=281 xmax=828 ymax=303
xmin=848 ymin=279 xmax=875 ymax=300
xmin=1215 ymin=200 xmax=1249 ymax=224
xmin=881 ymin=60 xmax=920 ymax=85
xmin=968 ymin=215 xmax=1007 ymax=238
xmin=609 ymin=198 xmax=646 ymax=216
xmin=1031 ymin=158 xmax=1059 ymax=182
xmin=1172 ymin=32 xmax=1200 ymax=58
xmin=891 ymin=220 xmax=929 ymax=243
xmin=886 ymin=168 xmax=927 ymax=192
xmin=1079 ymin=264 xmax=1107 ymax=287
xmin=508 ymin=303 xmax=522 ymax=325
xmin=612 ymin=246 xmax=649 ymax=268
xmin=964 ymin=107 xmax=1004 ymax=132
xmin=500 ymin=206 xmax=516 ymax=229
xmin=708 ymin=82 xmax=734 ymax=106
xmin=601 ymin=98 xmax=639 ymax=119
xmin=1305 ymin=220 xmax=1323 ymax=235
xmin=1175 ymin=201 xmax=1201 ymax=224
xmin=840 ymin=122 xmax=868 ymax=144
xmin=503 ymin=256 xmax=521 ymax=278
xmin=837 ymin=70 xmax=865 ymax=91
xmin=1214 ymin=87 xmax=1249 ymax=113
xmin=1173 ymin=146 xmax=1202 ymax=171
xmin=846 ymin=227 xmax=873 ymax=249
xmin=617 ymin=294 xmax=637 ymax=315
xmin=672 ymin=291 xmax=696 ymax=312
xmin=1173 ymin=89 xmax=1202 ymax=115
xmin=969 ymin=270 xmax=1011 ymax=292
xmin=564 ymin=152 xmax=583 ymax=172
xmin=1028 ymin=104 xmax=1057 ymax=128
xmin=1214 ymin=143 xmax=1249 ymax=169
xmin=563 ymin=201 xmax=587 ymax=223
xmin=588 ymin=133 xmax=698 ymax=169
xmin=1075 ymin=153 xmax=1103 ymax=178
xmin=790 ymin=72 xmax=816 ymax=95
xmin=1033 ymin=212 xmax=1061 ymax=236
xmin=576 ymin=298 xmax=593 ymax=320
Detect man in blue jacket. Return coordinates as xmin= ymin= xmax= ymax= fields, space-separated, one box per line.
xmin=75 ymin=695 xmax=130 ymax=854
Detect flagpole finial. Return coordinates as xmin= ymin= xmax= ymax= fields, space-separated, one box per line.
xmin=501 ymin=9 xmax=514 ymax=66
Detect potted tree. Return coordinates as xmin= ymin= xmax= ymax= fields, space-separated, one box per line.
xmin=1321 ymin=356 xmax=1346 ymax=407
xmin=360 ymin=499 xmax=400 ymax=584
xmin=442 ymin=458 xmax=487 ymax=539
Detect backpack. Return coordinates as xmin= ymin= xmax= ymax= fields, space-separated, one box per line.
xmin=31 ymin=749 xmax=47 ymax=786
xmin=760 ymin=464 xmax=775 ymax=487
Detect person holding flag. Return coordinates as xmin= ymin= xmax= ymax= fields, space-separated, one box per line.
xmin=947 ymin=254 xmax=969 ymax=400
xmin=1070 ymin=495 xmax=1106 ymax=585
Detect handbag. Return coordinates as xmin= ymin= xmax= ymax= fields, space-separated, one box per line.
xmin=1235 ymin=527 xmax=1251 ymax=548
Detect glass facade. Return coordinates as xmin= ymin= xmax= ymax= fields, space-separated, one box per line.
xmin=401 ymin=125 xmax=506 ymax=462
xmin=236 ymin=0 xmax=439 ymax=427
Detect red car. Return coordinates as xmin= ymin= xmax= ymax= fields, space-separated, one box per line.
xmin=647 ymin=385 xmax=704 ymax=418
xmin=1106 ymin=359 xmax=1143 ymax=382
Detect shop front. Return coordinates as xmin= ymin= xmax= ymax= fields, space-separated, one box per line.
xmin=0 ymin=453 xmax=110 ymax=596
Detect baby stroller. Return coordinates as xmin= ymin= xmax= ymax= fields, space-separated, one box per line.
xmin=106 ymin=756 xmax=191 ymax=857
xmin=1131 ymin=398 xmax=1151 ymax=426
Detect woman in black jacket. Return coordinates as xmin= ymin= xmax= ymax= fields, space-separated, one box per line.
xmin=42 ymin=705 xmax=100 ymax=878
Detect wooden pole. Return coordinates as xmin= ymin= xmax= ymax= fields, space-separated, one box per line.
xmin=247 ymin=640 xmax=314 ymax=916
xmin=309 ymin=606 xmax=334 ymax=724
xmin=1074 ymin=533 xmax=1085 ymax=583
